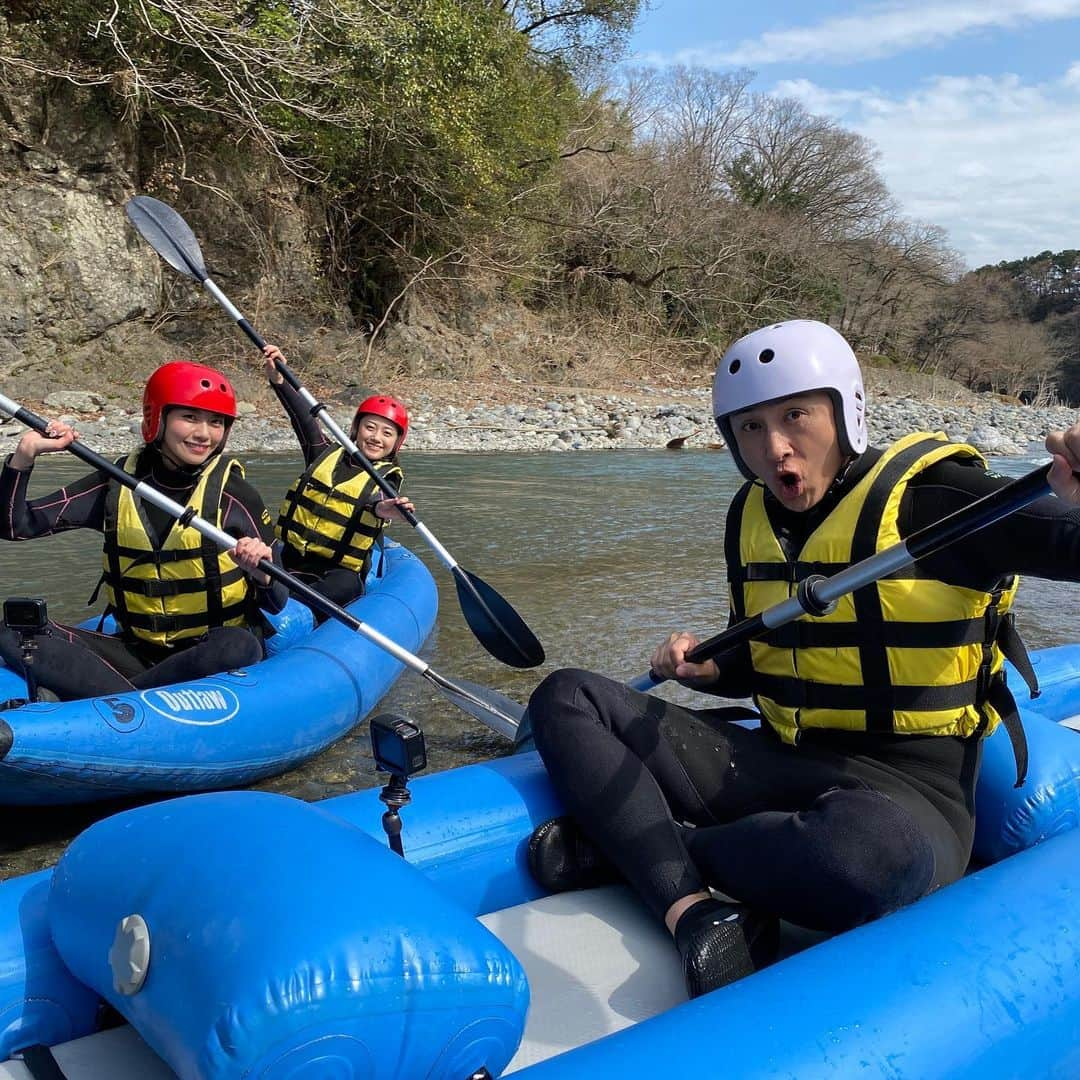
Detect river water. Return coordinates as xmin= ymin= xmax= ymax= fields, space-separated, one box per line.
xmin=2 ymin=449 xmax=1078 ymax=879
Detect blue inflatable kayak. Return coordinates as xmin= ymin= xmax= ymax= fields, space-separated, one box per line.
xmin=1 ymin=646 xmax=1080 ymax=1077
xmin=0 ymin=540 xmax=437 ymax=805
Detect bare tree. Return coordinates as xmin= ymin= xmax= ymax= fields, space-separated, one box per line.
xmin=726 ymin=96 xmax=890 ymax=241
xmin=834 ymin=218 xmax=954 ymax=357
xmin=954 ymin=319 xmax=1061 ymax=399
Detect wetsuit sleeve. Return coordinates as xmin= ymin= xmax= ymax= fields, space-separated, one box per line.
xmin=221 ymin=472 xmax=289 ymax=612
xmin=0 ymin=458 xmax=109 ymax=539
xmin=272 ymin=380 xmax=331 ymax=465
xmin=902 ymin=457 xmax=1080 ymax=588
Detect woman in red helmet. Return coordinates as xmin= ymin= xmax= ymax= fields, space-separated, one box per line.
xmin=0 ymin=361 xmax=289 ymax=701
xmin=262 ymin=344 xmax=413 ymax=610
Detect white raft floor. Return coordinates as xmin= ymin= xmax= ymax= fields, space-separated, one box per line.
xmin=0 ymin=1026 xmax=173 ymax=1078
xmin=3 ymin=885 xmax=825 ymax=1077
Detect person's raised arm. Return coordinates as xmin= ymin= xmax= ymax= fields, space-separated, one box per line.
xmin=261 ymin=344 xmax=329 ymax=465
xmin=1 ymin=420 xmax=110 ymax=539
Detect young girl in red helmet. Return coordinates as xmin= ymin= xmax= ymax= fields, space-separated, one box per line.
xmin=262 ymin=344 xmax=413 ymax=610
xmin=0 ymin=361 xmax=289 ymax=700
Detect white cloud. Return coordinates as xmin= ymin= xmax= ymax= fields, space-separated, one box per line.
xmin=642 ymin=1 xmax=1080 ymax=68
xmin=776 ymin=68 xmax=1080 ymax=266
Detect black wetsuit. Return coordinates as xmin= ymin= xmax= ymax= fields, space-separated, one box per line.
xmin=273 ymin=380 xmax=401 ymax=607
xmin=529 ymin=452 xmax=1080 ymax=933
xmin=0 ymin=447 xmax=289 ymax=701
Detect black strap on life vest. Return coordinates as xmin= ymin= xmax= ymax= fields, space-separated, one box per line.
xmin=374 ymin=535 xmax=387 ymax=579
xmin=742 ymin=560 xmax=849 ymax=583
xmin=724 ymin=482 xmax=754 ymax=622
xmin=981 ymin=610 xmax=1037 ymax=787
xmin=760 ymin=617 xmax=991 ymax=651
xmin=848 ymin=436 xmax=948 ymax=733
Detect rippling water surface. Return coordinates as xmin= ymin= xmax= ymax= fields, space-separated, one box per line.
xmin=1 ymin=448 xmax=1077 ymax=877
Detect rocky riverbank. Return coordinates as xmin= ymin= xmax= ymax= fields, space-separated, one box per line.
xmin=2 ymin=378 xmax=1077 ymax=459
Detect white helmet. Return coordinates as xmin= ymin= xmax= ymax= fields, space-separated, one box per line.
xmin=713 ymin=319 xmax=866 ymax=479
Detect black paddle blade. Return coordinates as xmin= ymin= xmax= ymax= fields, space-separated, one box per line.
xmin=428 ymin=673 xmax=526 ymax=740
xmin=454 ymin=567 xmax=545 ymax=669
xmin=126 ymin=196 xmax=208 ymax=282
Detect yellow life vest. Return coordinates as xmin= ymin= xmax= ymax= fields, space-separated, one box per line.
xmin=101 ymin=453 xmax=252 ymax=647
xmin=727 ymin=432 xmax=1022 ymax=745
xmin=275 ymin=448 xmax=403 ymax=574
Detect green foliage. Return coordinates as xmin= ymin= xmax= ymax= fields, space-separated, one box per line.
xmin=2 ymin=0 xmax=583 ymax=318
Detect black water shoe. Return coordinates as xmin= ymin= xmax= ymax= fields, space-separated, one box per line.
xmin=674 ymin=897 xmax=780 ymax=999
xmin=527 ymin=816 xmax=620 ymax=893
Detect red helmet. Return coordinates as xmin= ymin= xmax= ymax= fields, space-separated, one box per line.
xmin=353 ymin=395 xmax=409 ymax=451
xmin=142 ymin=361 xmax=239 ymax=443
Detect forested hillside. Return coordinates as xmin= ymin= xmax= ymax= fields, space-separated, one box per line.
xmin=1 ymin=1 xmax=1075 ymax=403
xmin=982 ymin=250 xmax=1080 ymax=402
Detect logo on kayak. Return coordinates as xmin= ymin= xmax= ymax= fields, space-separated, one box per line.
xmin=141 ymin=684 xmax=240 ymax=726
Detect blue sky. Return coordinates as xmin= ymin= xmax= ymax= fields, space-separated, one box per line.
xmin=627 ymin=1 xmax=1080 ymax=269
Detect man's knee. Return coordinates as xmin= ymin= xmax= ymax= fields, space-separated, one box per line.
xmin=813 ymin=789 xmax=936 ymax=930
xmin=527 ymin=668 xmax=601 ymax=744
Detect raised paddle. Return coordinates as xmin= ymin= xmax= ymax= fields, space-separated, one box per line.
xmin=627 ymin=460 xmax=1074 ymax=692
xmin=123 ymin=194 xmax=545 ymax=670
xmin=0 ymin=392 xmax=524 ymax=740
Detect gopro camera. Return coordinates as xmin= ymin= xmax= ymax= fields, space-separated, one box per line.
xmin=370 ymin=713 xmax=427 ymax=777
xmin=3 ymin=597 xmax=48 ymax=633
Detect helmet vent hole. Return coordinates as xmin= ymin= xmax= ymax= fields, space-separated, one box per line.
xmin=199 ymin=379 xmax=211 ymax=389
xmin=758 ymin=349 xmax=774 ymax=364
xmin=728 ymin=359 xmax=741 ymax=374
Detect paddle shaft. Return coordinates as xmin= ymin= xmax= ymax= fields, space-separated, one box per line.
xmin=202 ymin=277 xmax=462 ymax=560
xmin=0 ymin=393 xmax=521 ymax=739
xmin=205 ymin=276 xmax=544 ymax=668
xmin=203 ymin=282 xmax=540 ymax=665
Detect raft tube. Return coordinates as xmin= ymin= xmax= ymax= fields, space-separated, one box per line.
xmin=0 ymin=645 xmax=1079 ymax=1074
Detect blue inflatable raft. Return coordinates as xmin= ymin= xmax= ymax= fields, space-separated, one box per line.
xmin=0 ymin=540 xmax=437 ymax=805
xmin=0 ymin=646 xmax=1079 ymax=1077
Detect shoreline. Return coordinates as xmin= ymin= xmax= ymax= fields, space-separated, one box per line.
xmin=3 ymin=380 xmax=1077 ymax=458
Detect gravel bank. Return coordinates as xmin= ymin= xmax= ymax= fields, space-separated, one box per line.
xmin=3 ymin=382 xmax=1076 ymax=459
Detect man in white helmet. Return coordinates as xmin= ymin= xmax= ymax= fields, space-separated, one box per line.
xmin=525 ymin=319 xmax=1080 ymax=1000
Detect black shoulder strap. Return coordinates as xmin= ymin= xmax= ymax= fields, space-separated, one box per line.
xmin=849 ymin=437 xmax=953 ymax=734
xmin=724 ymin=481 xmax=755 ymax=621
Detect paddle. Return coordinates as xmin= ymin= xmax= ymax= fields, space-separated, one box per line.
xmin=124 ymin=194 xmax=545 ymax=670
xmin=626 ymin=460 xmax=1071 ymax=693
xmin=0 ymin=393 xmax=525 ymax=740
